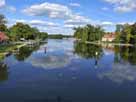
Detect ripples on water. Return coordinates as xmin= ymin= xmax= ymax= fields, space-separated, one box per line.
xmin=0 ymin=39 xmax=136 ymax=102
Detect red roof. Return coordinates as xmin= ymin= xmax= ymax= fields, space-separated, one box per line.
xmin=103 ymin=33 xmax=116 ymax=39
xmin=0 ymin=32 xmax=9 ymax=41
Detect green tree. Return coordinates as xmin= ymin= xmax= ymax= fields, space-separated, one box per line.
xmin=130 ymin=23 xmax=136 ymax=44
xmin=0 ymin=14 xmax=7 ymax=25
xmin=73 ymin=24 xmax=104 ymax=42
xmin=0 ymin=24 xmax=8 ymax=32
xmin=9 ymin=22 xmax=48 ymax=41
xmin=115 ymin=22 xmax=136 ymax=44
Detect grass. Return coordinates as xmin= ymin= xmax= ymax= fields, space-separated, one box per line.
xmin=0 ymin=43 xmax=25 ymax=60
xmin=0 ymin=44 xmax=19 ymax=53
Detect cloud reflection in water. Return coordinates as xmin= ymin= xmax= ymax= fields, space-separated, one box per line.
xmin=27 ymin=39 xmax=78 ymax=69
xmin=99 ymin=63 xmax=136 ymax=84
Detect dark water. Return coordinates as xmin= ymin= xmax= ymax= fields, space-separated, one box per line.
xmin=0 ymin=39 xmax=136 ymax=102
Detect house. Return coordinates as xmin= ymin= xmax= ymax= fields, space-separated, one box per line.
xmin=0 ymin=32 xmax=9 ymax=43
xmin=102 ymin=32 xmax=116 ymax=42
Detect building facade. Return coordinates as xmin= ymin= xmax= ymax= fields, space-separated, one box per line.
xmin=0 ymin=32 xmax=9 ymax=43
xmin=102 ymin=33 xmax=116 ymax=42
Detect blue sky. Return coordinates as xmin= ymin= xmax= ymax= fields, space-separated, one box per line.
xmin=0 ymin=0 xmax=136 ymax=35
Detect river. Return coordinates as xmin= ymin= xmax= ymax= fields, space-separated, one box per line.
xmin=0 ymin=39 xmax=136 ymax=102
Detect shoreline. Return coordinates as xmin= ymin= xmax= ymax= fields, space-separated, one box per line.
xmin=0 ymin=40 xmax=46 ymax=61
xmin=75 ymin=39 xmax=133 ymax=47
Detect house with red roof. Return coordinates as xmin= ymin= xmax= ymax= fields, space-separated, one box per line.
xmin=0 ymin=32 xmax=9 ymax=43
xmin=102 ymin=32 xmax=116 ymax=42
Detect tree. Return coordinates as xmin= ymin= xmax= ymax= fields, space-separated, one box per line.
xmin=130 ymin=23 xmax=136 ymax=44
xmin=38 ymin=32 xmax=48 ymax=40
xmin=0 ymin=14 xmax=7 ymax=25
xmin=115 ymin=22 xmax=136 ymax=44
xmin=0 ymin=24 xmax=8 ymax=32
xmin=73 ymin=24 xmax=104 ymax=42
xmin=0 ymin=14 xmax=9 ymax=39
xmin=9 ymin=22 xmax=48 ymax=41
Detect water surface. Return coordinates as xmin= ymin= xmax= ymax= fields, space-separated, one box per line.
xmin=0 ymin=39 xmax=136 ymax=102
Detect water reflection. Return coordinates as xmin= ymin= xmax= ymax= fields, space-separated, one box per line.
xmin=1 ymin=39 xmax=136 ymax=101
xmin=114 ymin=46 xmax=136 ymax=65
xmin=74 ymin=41 xmax=136 ymax=84
xmin=99 ymin=46 xmax=136 ymax=84
xmin=74 ymin=41 xmax=103 ymax=59
xmin=74 ymin=41 xmax=104 ymax=69
xmin=27 ymin=39 xmax=78 ymax=69
xmin=0 ymin=62 xmax=8 ymax=82
xmin=14 ymin=45 xmax=40 ymax=61
xmin=27 ymin=53 xmax=73 ymax=69
xmin=99 ymin=63 xmax=136 ymax=84
xmin=6 ymin=40 xmax=136 ymax=84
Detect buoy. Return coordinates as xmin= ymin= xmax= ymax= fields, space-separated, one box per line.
xmin=95 ymin=52 xmax=98 ymax=56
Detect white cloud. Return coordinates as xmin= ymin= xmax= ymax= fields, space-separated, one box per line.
xmin=23 ymin=2 xmax=73 ymax=19
xmin=104 ymin=0 xmax=136 ymax=13
xmin=22 ymin=2 xmax=98 ymax=32
xmin=64 ymin=24 xmax=79 ymax=28
xmin=15 ymin=19 xmax=26 ymax=23
xmin=39 ymin=27 xmax=74 ymax=35
xmin=0 ymin=0 xmax=16 ymax=12
xmin=69 ymin=3 xmax=80 ymax=7
xmin=29 ymin=20 xmax=59 ymax=27
xmin=65 ymin=15 xmax=91 ymax=26
xmin=0 ymin=0 xmax=5 ymax=8
xmin=102 ymin=7 xmax=109 ymax=11
xmin=117 ymin=21 xmax=135 ymax=25
xmin=14 ymin=19 xmax=59 ymax=27
xmin=101 ymin=21 xmax=114 ymax=26
xmin=64 ymin=15 xmax=115 ymax=28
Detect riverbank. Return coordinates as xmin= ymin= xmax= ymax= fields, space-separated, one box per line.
xmin=75 ymin=39 xmax=133 ymax=47
xmin=86 ymin=41 xmax=133 ymax=47
xmin=0 ymin=44 xmax=25 ymax=60
xmin=0 ymin=40 xmax=47 ymax=61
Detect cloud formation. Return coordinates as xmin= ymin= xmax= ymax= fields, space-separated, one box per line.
xmin=64 ymin=15 xmax=91 ymax=28
xmin=0 ymin=0 xmax=5 ymax=8
xmin=22 ymin=2 xmax=98 ymax=32
xmin=23 ymin=2 xmax=73 ymax=19
xmin=0 ymin=0 xmax=16 ymax=12
xmin=13 ymin=19 xmax=59 ymax=27
xmin=23 ymin=2 xmax=89 ymax=22
xmin=69 ymin=3 xmax=80 ymax=7
xmin=104 ymin=0 xmax=136 ymax=12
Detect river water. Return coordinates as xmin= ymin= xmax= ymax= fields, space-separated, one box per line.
xmin=0 ymin=39 xmax=136 ymax=102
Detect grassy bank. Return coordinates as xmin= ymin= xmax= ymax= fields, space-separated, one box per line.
xmin=0 ymin=43 xmax=26 ymax=61
xmin=75 ymin=39 xmax=133 ymax=47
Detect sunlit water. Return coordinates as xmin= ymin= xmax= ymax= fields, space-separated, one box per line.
xmin=0 ymin=39 xmax=136 ymax=102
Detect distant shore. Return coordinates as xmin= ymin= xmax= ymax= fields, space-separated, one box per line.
xmin=75 ymin=39 xmax=133 ymax=47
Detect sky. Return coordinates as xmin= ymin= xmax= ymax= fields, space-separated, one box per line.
xmin=0 ymin=0 xmax=136 ymax=35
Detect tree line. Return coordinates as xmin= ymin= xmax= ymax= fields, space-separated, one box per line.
xmin=73 ymin=24 xmax=105 ymax=42
xmin=0 ymin=14 xmax=48 ymax=41
xmin=115 ymin=23 xmax=136 ymax=44
xmin=48 ymin=34 xmax=73 ymax=39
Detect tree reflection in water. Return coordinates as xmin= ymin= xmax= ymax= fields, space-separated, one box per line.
xmin=99 ymin=46 xmax=136 ymax=84
xmin=114 ymin=46 xmax=136 ymax=65
xmin=74 ymin=41 xmax=103 ymax=59
xmin=14 ymin=45 xmax=40 ymax=61
xmin=74 ymin=41 xmax=103 ymax=68
xmin=0 ymin=62 xmax=8 ymax=82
